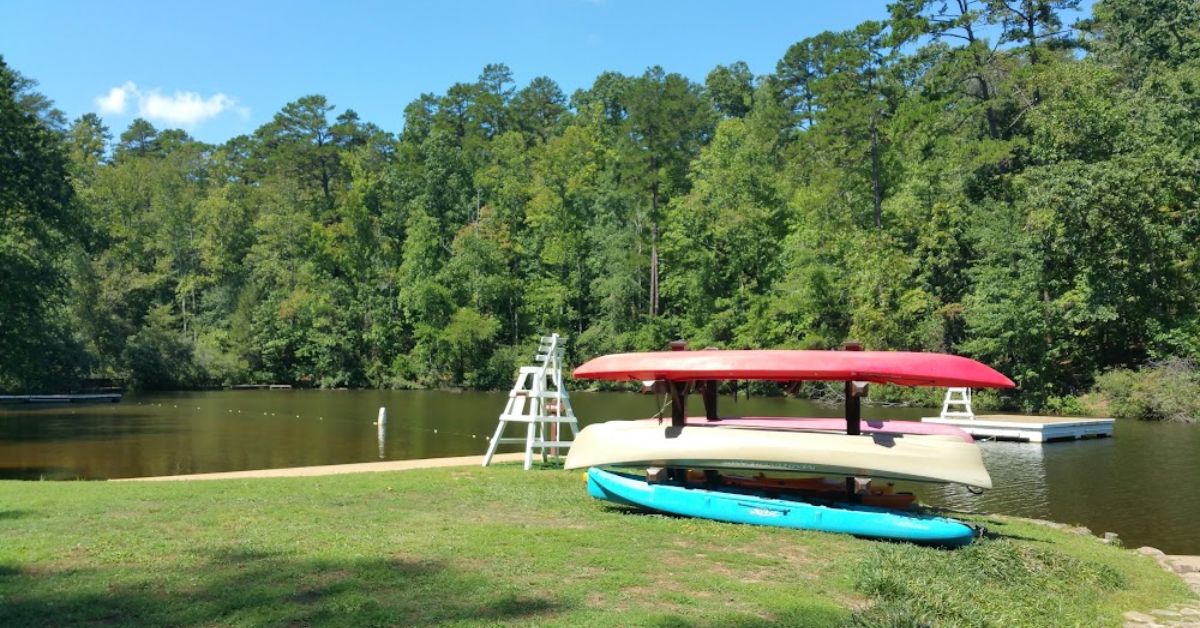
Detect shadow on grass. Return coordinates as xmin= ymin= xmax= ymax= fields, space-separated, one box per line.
xmin=604 ymin=504 xmax=689 ymax=520
xmin=0 ymin=510 xmax=32 ymax=520
xmin=0 ymin=545 xmax=568 ymax=626
xmin=977 ymin=527 xmax=1048 ymax=544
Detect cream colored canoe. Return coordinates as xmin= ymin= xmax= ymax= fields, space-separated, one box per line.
xmin=563 ymin=420 xmax=992 ymax=489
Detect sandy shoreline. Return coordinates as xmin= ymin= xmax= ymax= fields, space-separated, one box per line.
xmin=116 ymin=452 xmax=530 ymax=481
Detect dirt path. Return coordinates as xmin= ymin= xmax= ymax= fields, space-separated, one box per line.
xmin=116 ymin=452 xmax=530 ymax=482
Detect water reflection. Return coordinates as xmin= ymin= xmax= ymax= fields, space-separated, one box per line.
xmin=2 ymin=390 xmax=1198 ymax=553
xmin=0 ymin=390 xmax=914 ymax=480
xmin=921 ymin=442 xmax=1051 ymax=515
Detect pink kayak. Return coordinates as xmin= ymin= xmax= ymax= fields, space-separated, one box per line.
xmin=639 ymin=416 xmax=975 ymax=443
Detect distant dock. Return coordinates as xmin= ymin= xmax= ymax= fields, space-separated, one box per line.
xmin=0 ymin=393 xmax=122 ymax=405
xmin=921 ymin=414 xmax=1114 ymax=443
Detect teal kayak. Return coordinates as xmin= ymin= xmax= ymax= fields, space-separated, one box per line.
xmin=587 ymin=467 xmax=976 ymax=546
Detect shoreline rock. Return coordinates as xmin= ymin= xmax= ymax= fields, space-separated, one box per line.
xmin=1124 ymin=547 xmax=1200 ymax=627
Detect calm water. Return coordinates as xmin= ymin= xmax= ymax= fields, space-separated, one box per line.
xmin=2 ymin=390 xmax=1197 ymax=553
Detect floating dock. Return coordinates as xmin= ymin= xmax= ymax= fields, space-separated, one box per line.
xmin=0 ymin=393 xmax=122 ymax=405
xmin=922 ymin=387 xmax=1114 ymax=443
xmin=921 ymin=414 xmax=1114 ymax=443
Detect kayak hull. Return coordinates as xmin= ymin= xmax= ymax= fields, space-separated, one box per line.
xmin=587 ymin=467 xmax=975 ymax=545
xmin=565 ymin=420 xmax=993 ymax=489
xmin=662 ymin=416 xmax=975 ymax=443
xmin=573 ymin=349 xmax=1014 ymax=389
xmin=707 ymin=471 xmax=917 ymax=510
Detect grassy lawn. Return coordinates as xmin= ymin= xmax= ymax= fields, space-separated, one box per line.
xmin=0 ymin=465 xmax=1192 ymax=627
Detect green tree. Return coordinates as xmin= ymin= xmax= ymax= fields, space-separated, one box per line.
xmin=620 ymin=67 xmax=716 ymax=318
xmin=987 ymin=0 xmax=1080 ymax=65
xmin=255 ymin=95 xmax=344 ymax=212
xmin=661 ymin=117 xmax=786 ymax=346
xmin=0 ymin=58 xmax=83 ymax=391
xmin=511 ymin=76 xmax=568 ymax=142
xmin=1084 ymin=0 xmax=1200 ymax=84
xmin=705 ymin=61 xmax=755 ymax=118
xmin=115 ymin=118 xmax=160 ymax=159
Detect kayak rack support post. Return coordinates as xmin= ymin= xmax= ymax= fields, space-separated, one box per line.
xmin=669 ymin=381 xmax=687 ymax=428
xmin=843 ymin=341 xmax=862 ymax=436
xmin=668 ymin=340 xmax=689 ymax=428
xmin=844 ymin=341 xmax=863 ymax=504
xmin=701 ymin=380 xmax=718 ymax=422
xmin=844 ymin=378 xmax=867 ymax=502
xmin=845 ymin=380 xmax=861 ymax=436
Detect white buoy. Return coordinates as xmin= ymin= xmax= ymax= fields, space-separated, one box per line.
xmin=377 ymin=407 xmax=387 ymax=459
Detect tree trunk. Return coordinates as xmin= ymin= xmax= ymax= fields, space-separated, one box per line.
xmin=1026 ymin=13 xmax=1039 ymax=65
xmin=870 ymin=116 xmax=882 ymax=229
xmin=650 ymin=231 xmax=659 ymax=318
xmin=649 ymin=182 xmax=660 ymax=318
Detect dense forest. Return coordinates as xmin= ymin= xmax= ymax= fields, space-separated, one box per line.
xmin=2 ymin=0 xmax=1198 ymax=410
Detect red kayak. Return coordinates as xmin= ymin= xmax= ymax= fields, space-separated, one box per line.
xmin=574 ymin=349 xmax=1014 ymax=389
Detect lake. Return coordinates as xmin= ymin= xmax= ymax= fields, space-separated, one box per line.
xmin=2 ymin=389 xmax=1197 ymax=554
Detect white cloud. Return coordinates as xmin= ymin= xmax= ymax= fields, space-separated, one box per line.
xmin=93 ymin=81 xmax=243 ymax=127
xmin=95 ymin=81 xmax=135 ymax=114
xmin=140 ymin=89 xmax=236 ymax=126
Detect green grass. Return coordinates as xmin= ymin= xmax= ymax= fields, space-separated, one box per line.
xmin=0 ymin=465 xmax=1192 ymax=627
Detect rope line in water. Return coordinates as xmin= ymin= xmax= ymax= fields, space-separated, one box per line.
xmin=131 ymin=401 xmax=499 ymax=441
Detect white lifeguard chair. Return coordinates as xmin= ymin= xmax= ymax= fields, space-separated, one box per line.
xmin=940 ymin=387 xmax=975 ymax=420
xmin=482 ymin=333 xmax=580 ymax=470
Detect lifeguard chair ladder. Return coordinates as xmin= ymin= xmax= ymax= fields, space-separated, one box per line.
xmin=482 ymin=333 xmax=580 ymax=470
xmin=940 ymin=387 xmax=975 ymax=420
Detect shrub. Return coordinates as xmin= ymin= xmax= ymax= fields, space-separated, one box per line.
xmin=1093 ymin=359 xmax=1200 ymax=422
xmin=865 ymin=383 xmax=944 ymax=407
xmin=1041 ymin=395 xmax=1091 ymax=417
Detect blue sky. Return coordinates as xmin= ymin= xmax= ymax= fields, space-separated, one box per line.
xmin=1 ymin=0 xmax=1093 ymax=144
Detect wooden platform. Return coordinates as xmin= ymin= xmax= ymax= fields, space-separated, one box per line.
xmin=0 ymin=393 xmax=122 ymax=405
xmin=921 ymin=414 xmax=1114 ymax=443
